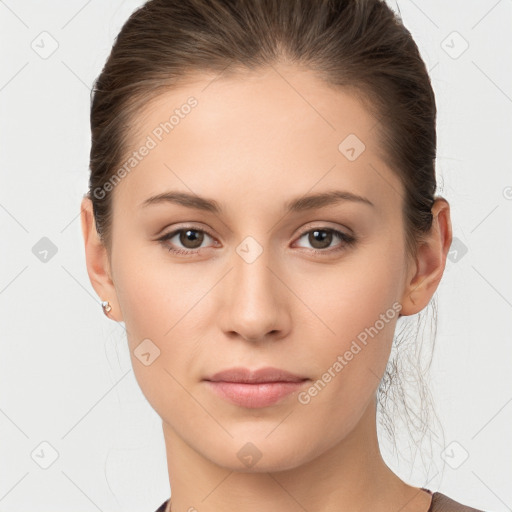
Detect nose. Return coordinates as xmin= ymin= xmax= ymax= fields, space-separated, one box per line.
xmin=218 ymin=245 xmax=291 ymax=343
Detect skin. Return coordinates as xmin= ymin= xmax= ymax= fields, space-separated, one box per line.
xmin=81 ymin=63 xmax=452 ymax=512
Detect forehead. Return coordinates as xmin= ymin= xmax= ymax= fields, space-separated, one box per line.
xmin=113 ymin=63 xmax=402 ymax=217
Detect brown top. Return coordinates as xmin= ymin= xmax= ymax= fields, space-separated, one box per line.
xmin=154 ymin=488 xmax=486 ymax=512
xmin=424 ymin=489 xmax=486 ymax=512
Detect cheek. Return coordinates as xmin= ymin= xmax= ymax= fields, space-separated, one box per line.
xmin=296 ymin=237 xmax=405 ymax=395
xmin=112 ymin=239 xmax=200 ymax=337
xmin=290 ymin=265 xmax=402 ymax=446
xmin=304 ymin=241 xmax=403 ymax=341
xmin=111 ymin=246 xmax=214 ymax=408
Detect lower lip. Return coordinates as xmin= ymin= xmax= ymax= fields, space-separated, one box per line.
xmin=205 ymin=380 xmax=308 ymax=408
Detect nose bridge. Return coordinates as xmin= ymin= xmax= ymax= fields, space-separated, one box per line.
xmin=221 ymin=235 xmax=285 ymax=340
xmin=234 ymin=237 xmax=274 ymax=300
xmin=234 ymin=234 xmax=278 ymax=306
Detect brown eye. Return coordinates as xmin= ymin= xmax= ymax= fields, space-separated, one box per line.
xmin=157 ymin=225 xmax=356 ymax=258
xmin=158 ymin=227 xmax=216 ymax=255
xmin=178 ymin=229 xmax=205 ymax=249
xmin=308 ymin=229 xmax=333 ymax=250
xmin=295 ymin=227 xmax=356 ymax=254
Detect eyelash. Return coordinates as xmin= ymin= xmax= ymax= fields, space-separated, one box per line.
xmin=157 ymin=225 xmax=357 ymax=257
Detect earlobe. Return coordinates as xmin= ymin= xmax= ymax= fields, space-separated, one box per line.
xmin=80 ymin=196 xmax=122 ymax=321
xmin=399 ymin=198 xmax=453 ymax=317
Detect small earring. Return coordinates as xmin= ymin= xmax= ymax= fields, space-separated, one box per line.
xmin=101 ymin=300 xmax=112 ymax=316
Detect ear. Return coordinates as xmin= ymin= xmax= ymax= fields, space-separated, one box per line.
xmin=399 ymin=197 xmax=453 ymax=316
xmin=80 ymin=196 xmax=123 ymax=321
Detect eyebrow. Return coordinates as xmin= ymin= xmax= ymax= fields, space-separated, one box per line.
xmin=140 ymin=190 xmax=374 ymax=213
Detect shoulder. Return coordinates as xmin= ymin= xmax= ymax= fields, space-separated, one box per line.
xmin=429 ymin=491 xmax=487 ymax=512
xmin=154 ymin=499 xmax=168 ymax=512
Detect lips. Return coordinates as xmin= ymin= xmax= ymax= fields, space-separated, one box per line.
xmin=204 ymin=367 xmax=310 ymax=408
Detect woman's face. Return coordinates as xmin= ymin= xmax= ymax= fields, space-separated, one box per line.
xmin=95 ymin=64 xmax=419 ymax=471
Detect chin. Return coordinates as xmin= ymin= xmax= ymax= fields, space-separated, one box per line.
xmin=203 ymin=435 xmax=311 ymax=473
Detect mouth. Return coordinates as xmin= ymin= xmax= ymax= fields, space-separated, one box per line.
xmin=203 ymin=367 xmax=310 ymax=408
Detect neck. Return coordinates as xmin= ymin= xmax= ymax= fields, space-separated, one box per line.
xmin=162 ymin=395 xmax=431 ymax=512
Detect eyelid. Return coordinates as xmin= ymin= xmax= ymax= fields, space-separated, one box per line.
xmin=294 ymin=221 xmax=354 ymax=238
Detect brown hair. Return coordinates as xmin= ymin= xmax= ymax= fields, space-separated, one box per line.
xmin=88 ymin=0 xmax=442 ymax=470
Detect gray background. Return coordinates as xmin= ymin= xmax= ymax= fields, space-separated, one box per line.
xmin=1 ymin=1 xmax=511 ymax=511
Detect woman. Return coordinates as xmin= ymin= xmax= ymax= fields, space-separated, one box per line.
xmin=81 ymin=0 xmax=485 ymax=510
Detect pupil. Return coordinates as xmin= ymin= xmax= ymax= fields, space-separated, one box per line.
xmin=311 ymin=230 xmax=331 ymax=249
xmin=181 ymin=229 xmax=203 ymax=248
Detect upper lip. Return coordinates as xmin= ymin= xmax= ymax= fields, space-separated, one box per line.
xmin=205 ymin=367 xmax=308 ymax=383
